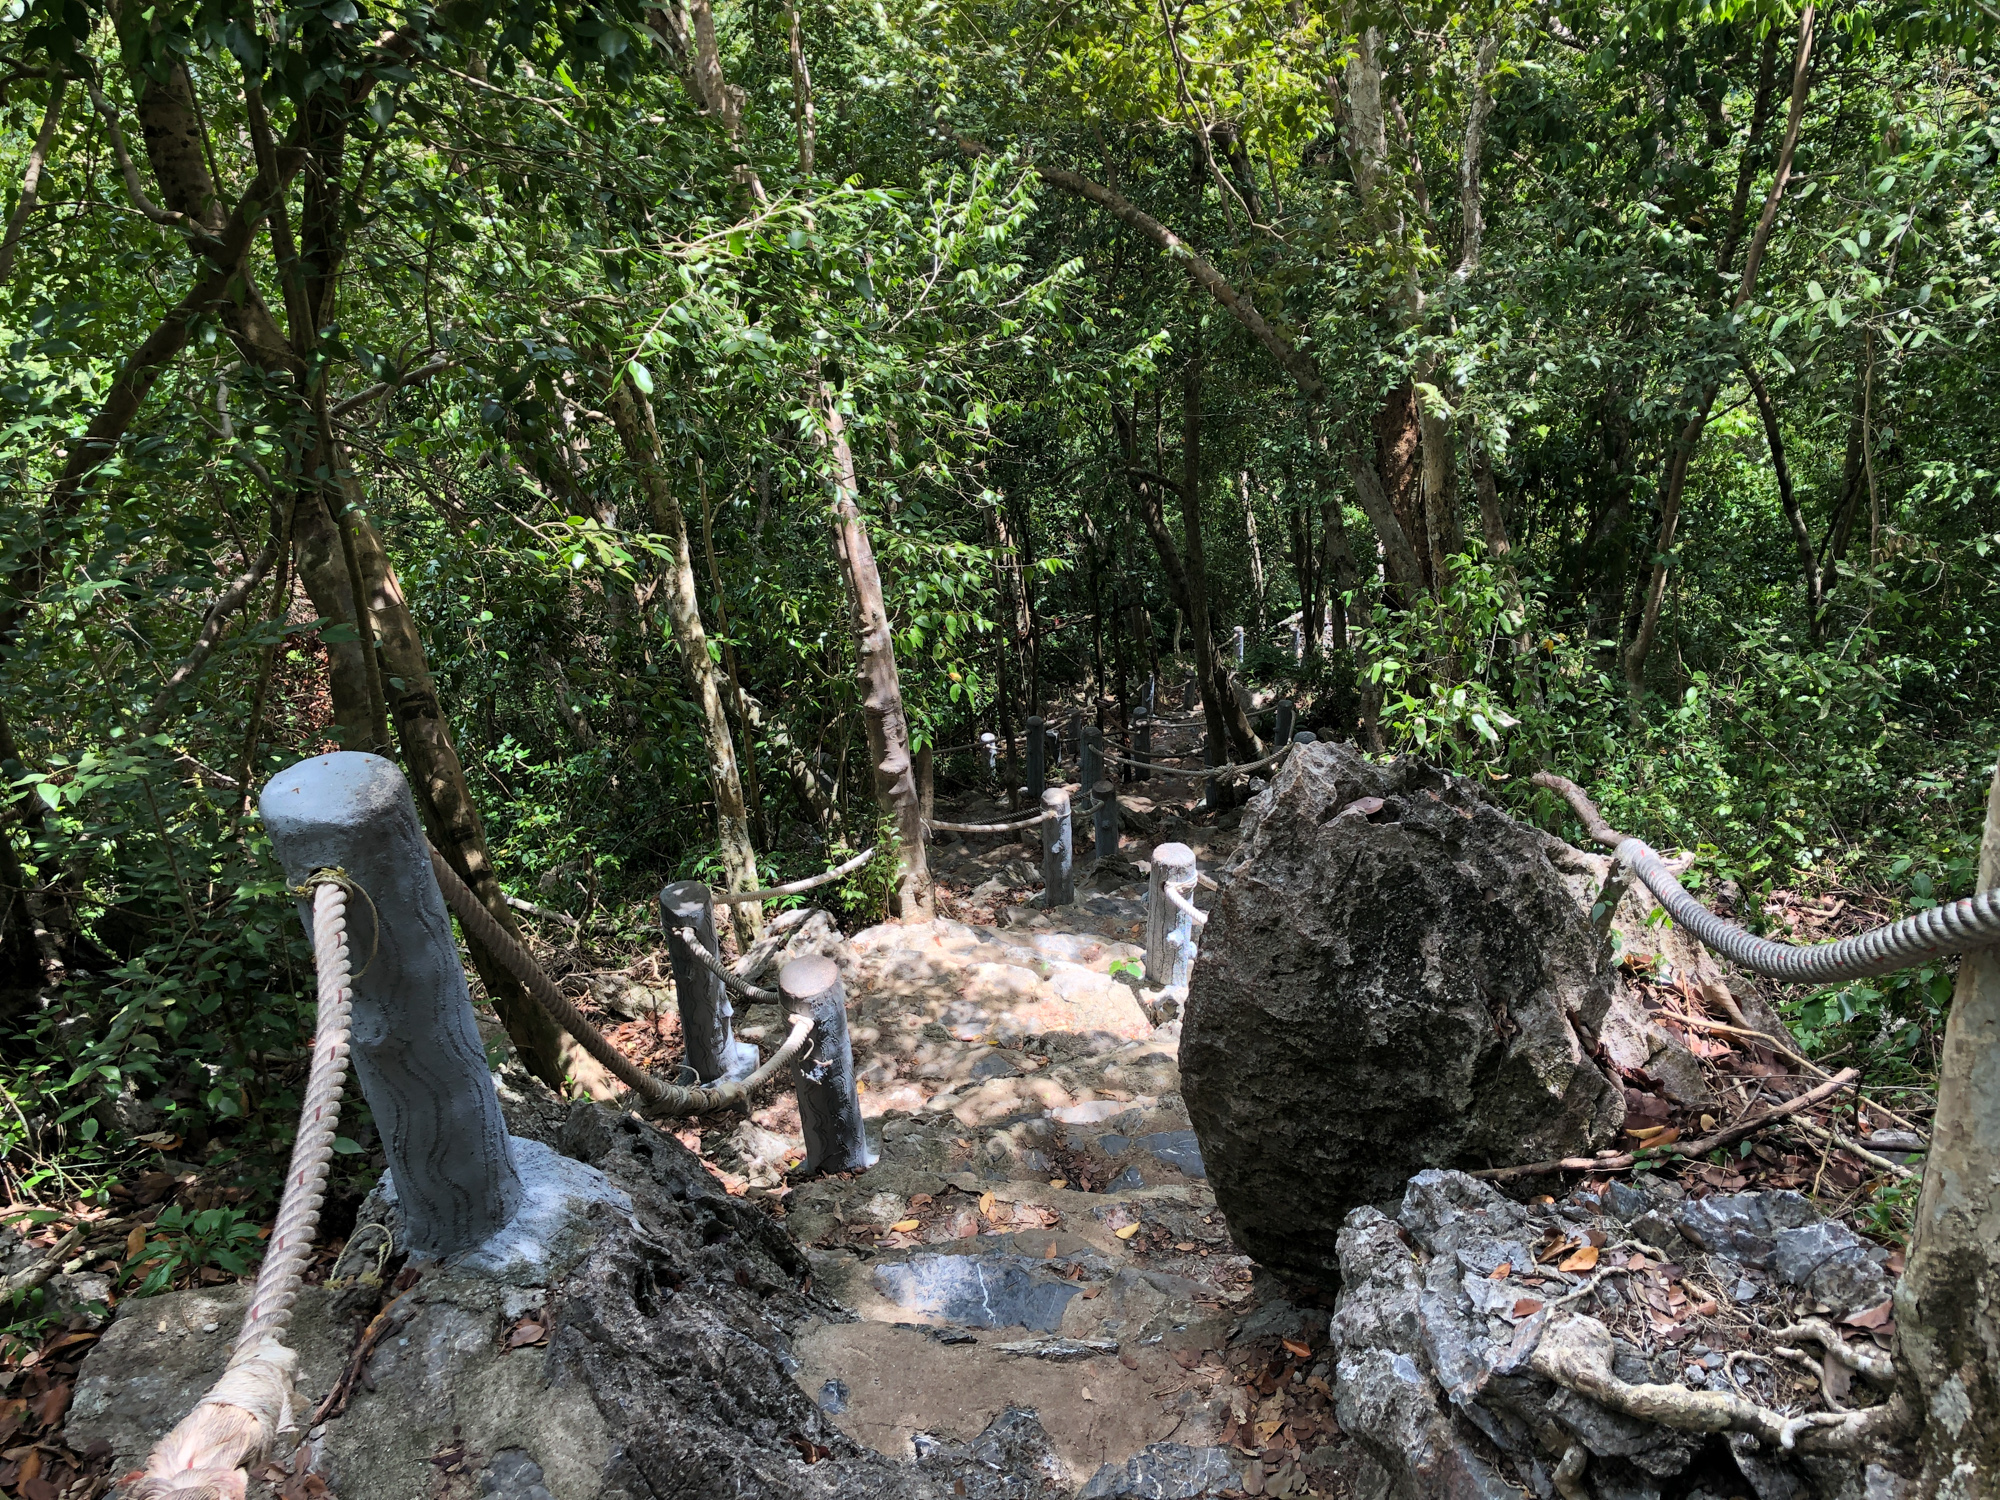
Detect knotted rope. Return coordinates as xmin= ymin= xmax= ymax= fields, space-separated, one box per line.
xmin=122 ymin=878 xmax=356 ymax=1499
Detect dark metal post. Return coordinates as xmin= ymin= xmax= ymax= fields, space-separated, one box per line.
xmin=1092 ymin=779 xmax=1118 ymax=860
xmin=1274 ymin=699 xmax=1295 ymax=747
xmin=781 ymin=956 xmax=873 ymax=1176
xmin=262 ymin=752 xmax=522 ymax=1258
xmin=1294 ymin=730 xmax=1318 ymax=745
xmin=662 ymin=881 xmax=759 ymax=1083
xmin=1025 ymin=714 xmax=1045 ymax=794
xmin=1080 ymin=724 xmax=1103 ymax=795
xmin=1040 ymin=788 xmax=1073 ymax=906
xmin=1145 ymin=842 xmax=1199 ymax=988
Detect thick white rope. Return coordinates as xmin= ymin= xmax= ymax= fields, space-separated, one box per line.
xmin=673 ymin=926 xmax=780 ymax=1002
xmin=124 ymin=879 xmax=355 ymax=1499
xmin=1163 ymin=882 xmax=1209 ymax=926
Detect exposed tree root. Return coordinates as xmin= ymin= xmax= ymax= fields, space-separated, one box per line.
xmin=1772 ymin=1318 xmax=1898 ymax=1384
xmin=1528 ymin=1315 xmax=1911 ymax=1454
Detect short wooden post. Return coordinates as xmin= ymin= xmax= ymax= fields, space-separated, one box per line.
xmin=1080 ymin=724 xmax=1103 ymax=794
xmin=980 ymin=731 xmax=997 ymax=777
xmin=1041 ymin=788 xmax=1073 ymax=906
xmin=1145 ymin=842 xmax=1199 ymax=988
xmin=1274 ymin=699 xmax=1295 ymax=746
xmin=781 ymin=956 xmax=873 ymax=1176
xmin=1025 ymin=715 xmax=1045 ymax=794
xmin=662 ymin=881 xmax=759 ymax=1083
xmin=262 ymin=752 xmax=522 ymax=1258
xmin=1182 ymin=678 xmax=1199 ymax=711
xmin=1092 ymin=779 xmax=1118 ymax=859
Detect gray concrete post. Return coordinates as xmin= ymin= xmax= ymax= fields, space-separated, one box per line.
xmin=1294 ymin=730 xmax=1318 ymax=745
xmin=1143 ymin=674 xmax=1157 ymax=718
xmin=262 ymin=752 xmax=522 ymax=1259
xmin=781 ymin=956 xmax=873 ymax=1176
xmin=1145 ymin=842 xmax=1199 ymax=989
xmin=1080 ymin=724 xmax=1103 ymax=795
xmin=1133 ymin=713 xmax=1152 ymax=782
xmin=661 ymin=881 xmax=759 ymax=1083
xmin=1274 ymin=699 xmax=1295 ymax=746
xmin=1233 ymin=624 xmax=1245 ymax=662
xmin=1092 ymin=779 xmax=1118 ymax=860
xmin=1182 ymin=678 xmax=1199 ymax=711
xmin=1040 ymin=788 xmax=1073 ymax=906
xmin=1291 ymin=622 xmax=1303 ymax=659
xmin=980 ymin=731 xmax=997 ymax=777
xmin=1025 ymin=715 xmax=1045 ymax=793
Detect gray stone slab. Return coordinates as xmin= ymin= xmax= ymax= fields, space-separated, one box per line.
xmin=870 ymin=1254 xmax=1083 ymax=1332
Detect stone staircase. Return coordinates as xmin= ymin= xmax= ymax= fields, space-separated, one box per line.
xmin=683 ymin=755 xmax=1347 ymax=1499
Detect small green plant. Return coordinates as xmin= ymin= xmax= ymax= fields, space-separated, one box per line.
xmin=128 ymin=1205 xmax=265 ymax=1297
xmin=1109 ymin=957 xmax=1143 ymax=983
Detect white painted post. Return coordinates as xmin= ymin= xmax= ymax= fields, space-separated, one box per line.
xmin=1092 ymin=779 xmax=1118 ymax=860
xmin=662 ymin=881 xmax=759 ymax=1083
xmin=1233 ymin=624 xmax=1245 ymax=663
xmin=1145 ymin=842 xmax=1199 ymax=988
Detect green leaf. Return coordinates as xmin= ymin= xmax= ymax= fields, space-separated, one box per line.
xmin=627 ymin=361 xmax=655 ymax=395
xmin=332 ymin=1136 xmax=364 ymax=1155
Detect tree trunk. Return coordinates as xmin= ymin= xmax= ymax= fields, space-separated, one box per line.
xmin=1374 ymin=385 xmax=1429 ymax=587
xmin=603 ymin=380 xmax=763 ymax=943
xmin=1899 ymin=746 xmax=2000 ymax=1495
xmin=1741 ymin=356 xmax=1820 ymax=623
xmin=1238 ymin=471 xmax=1267 ymax=632
xmin=1179 ymin=363 xmax=1260 ymax=768
xmin=813 ymin=384 xmax=931 ymax=919
xmin=0 ymin=81 xmax=65 ymax=285
xmin=783 ymin=0 xmax=816 ymax=174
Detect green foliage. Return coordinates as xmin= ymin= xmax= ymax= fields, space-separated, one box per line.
xmin=127 ymin=1204 xmax=265 ymax=1298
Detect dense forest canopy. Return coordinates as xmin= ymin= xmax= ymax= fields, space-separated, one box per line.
xmin=0 ymin=0 xmax=1996 ymax=1241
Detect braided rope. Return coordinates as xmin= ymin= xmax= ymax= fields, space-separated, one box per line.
xmin=1104 ymin=742 xmax=1293 ymax=782
xmin=673 ymin=927 xmax=780 ymax=1002
xmin=712 ymin=845 xmax=877 ymax=904
xmin=124 ymin=879 xmax=355 ymax=1498
xmin=1162 ymin=882 xmax=1209 ymax=927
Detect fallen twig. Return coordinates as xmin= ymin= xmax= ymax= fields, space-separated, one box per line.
xmin=1472 ymin=1068 xmax=1859 ymax=1182
xmin=1787 ymin=1116 xmax=1919 ymax=1182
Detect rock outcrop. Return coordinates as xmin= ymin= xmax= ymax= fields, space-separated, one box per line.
xmin=1326 ymin=1169 xmax=1907 ymax=1500
xmin=1181 ymin=743 xmax=1624 ymax=1278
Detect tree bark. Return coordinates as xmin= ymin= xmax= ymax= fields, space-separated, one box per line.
xmin=813 ymin=384 xmax=931 ymax=919
xmin=603 ymin=380 xmax=763 ymax=942
xmin=1178 ymin=363 xmax=1260 ymax=767
xmin=1740 ymin=356 xmax=1820 ymax=622
xmin=784 ymin=0 xmax=817 ymax=174
xmin=138 ymin=521 xmax=281 ymax=735
xmin=1899 ymin=746 xmax=2000 ymax=1495
xmin=0 ymin=81 xmax=65 ymax=285
xmin=1237 ymin=471 xmax=1267 ymax=632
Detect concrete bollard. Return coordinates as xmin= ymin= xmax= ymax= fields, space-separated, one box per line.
xmin=1132 ymin=714 xmax=1152 ymax=782
xmin=1092 ymin=779 xmax=1118 ymax=860
xmin=1182 ymin=679 xmax=1199 ymax=711
xmin=1233 ymin=624 xmax=1245 ymax=663
xmin=262 ymin=752 xmax=523 ymax=1258
xmin=780 ymin=956 xmax=873 ymax=1176
xmin=661 ymin=881 xmax=759 ymax=1084
xmin=1294 ymin=730 xmax=1318 ymax=745
xmin=1275 ymin=699 xmax=1295 ymax=746
xmin=1041 ymin=788 xmax=1074 ymax=906
xmin=1142 ymin=674 xmax=1157 ymax=718
xmin=1026 ymin=715 xmax=1045 ymax=794
xmin=980 ymin=731 xmax=997 ymax=777
xmin=1080 ymin=724 xmax=1103 ymax=795
xmin=1145 ymin=841 xmax=1199 ymax=989
xmin=1292 ymin=622 xmax=1303 ymax=659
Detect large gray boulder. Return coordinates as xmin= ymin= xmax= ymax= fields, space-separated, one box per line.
xmin=1180 ymin=743 xmax=1624 ymax=1279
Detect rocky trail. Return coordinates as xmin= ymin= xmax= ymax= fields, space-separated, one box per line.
xmin=38 ymin=725 xmax=1929 ymax=1500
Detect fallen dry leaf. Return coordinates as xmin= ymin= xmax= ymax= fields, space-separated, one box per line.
xmin=1691 ymin=1299 xmax=1719 ymax=1317
xmin=978 ymin=1191 xmax=996 ymax=1218
xmin=1049 ymin=1179 xmax=1067 ymax=1189
xmin=1114 ymin=1222 xmax=1141 ymax=1240
xmin=1511 ymin=1298 xmax=1544 ymax=1318
xmin=1488 ymin=1263 xmax=1512 ymax=1280
xmin=1843 ymin=1298 xmax=1894 ymax=1331
xmin=1559 ymin=1246 xmax=1599 ymax=1273
xmin=1281 ymin=1338 xmax=1311 ymax=1359
xmin=125 ymin=1225 xmax=146 ymax=1264
xmin=1044 ymin=1242 xmax=1058 ymax=1259
xmin=889 ymin=1219 xmax=921 ymax=1233
xmin=1699 ymin=1114 xmax=1717 ymax=1132
xmin=1174 ymin=1241 xmax=1196 ymax=1252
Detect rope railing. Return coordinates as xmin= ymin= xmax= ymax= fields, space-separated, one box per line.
xmin=673 ymin=925 xmax=780 ymax=1002
xmin=1104 ymin=742 xmax=1293 ymax=783
xmin=711 ymin=845 xmax=877 ymax=905
xmin=429 ymin=848 xmax=812 ymax=1112
xmin=1533 ymin=771 xmax=2000 ymax=983
xmin=123 ymin=879 xmax=357 ymax=1499
xmin=1163 ymin=881 xmax=1208 ymax=927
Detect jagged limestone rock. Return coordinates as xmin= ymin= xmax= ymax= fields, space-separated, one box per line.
xmin=1182 ymin=743 xmax=1624 ymax=1279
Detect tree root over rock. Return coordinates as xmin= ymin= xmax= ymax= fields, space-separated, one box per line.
xmin=1528 ymin=1314 xmax=1911 ymax=1455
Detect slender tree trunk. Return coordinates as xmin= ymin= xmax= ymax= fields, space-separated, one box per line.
xmin=603 ymin=380 xmax=763 ymax=942
xmin=1899 ymin=746 xmax=2000 ymax=1495
xmin=1741 ymin=356 xmax=1820 ymax=622
xmin=1179 ymin=363 xmax=1260 ymax=769
xmin=1237 ymin=471 xmax=1267 ymax=632
xmin=0 ymin=82 xmax=65 ymax=285
xmin=813 ymin=384 xmax=931 ymax=919
xmin=783 ymin=0 xmax=816 ymax=174
xmin=1817 ymin=357 xmax=1873 ymax=633
xmin=1625 ymin=4 xmax=1815 ymax=700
